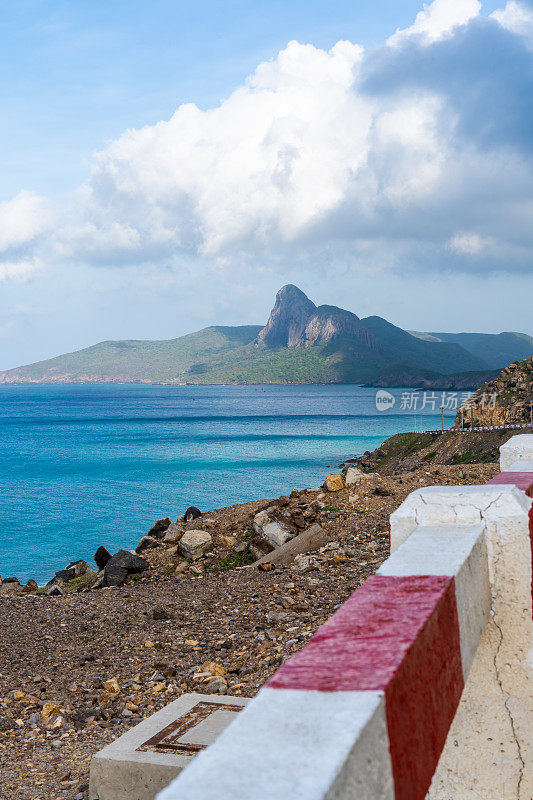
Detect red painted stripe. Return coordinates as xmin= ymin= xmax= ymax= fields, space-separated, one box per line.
xmin=529 ymin=506 xmax=533 ymax=620
xmin=487 ymin=471 xmax=533 ymax=497
xmin=268 ymin=575 xmax=464 ymax=800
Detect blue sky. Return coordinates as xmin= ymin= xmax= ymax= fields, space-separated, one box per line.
xmin=1 ymin=0 xmax=532 ymax=369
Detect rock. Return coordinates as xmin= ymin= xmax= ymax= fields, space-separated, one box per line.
xmin=178 ymin=530 xmax=212 ymax=560
xmin=53 ymin=567 xmax=76 ymax=583
xmin=278 ymin=495 xmax=290 ymax=507
xmin=254 ymin=524 xmax=329 ymax=567
xmin=253 ymin=509 xmax=296 ymax=549
xmin=102 ymin=565 xmax=128 ymax=588
xmin=41 ymin=702 xmax=61 ymax=724
xmin=325 ymin=474 xmax=343 ymax=492
xmin=202 ymin=661 xmax=226 ymax=676
xmin=105 ymin=549 xmax=149 ymax=573
xmin=94 ymin=546 xmax=112 ymax=571
xmin=162 ymin=523 xmax=184 ymax=544
xmin=65 ymin=560 xmax=91 ymax=577
xmin=345 ymin=466 xmax=364 ymax=485
xmin=184 ymin=506 xmax=202 ymax=522
xmin=102 ymin=549 xmax=149 ymax=587
xmin=44 ymin=581 xmax=65 ymax=596
xmin=0 ymin=580 xmax=21 ymax=595
xmin=373 ymin=486 xmax=392 ymax=497
xmin=135 ymin=536 xmax=160 ymax=554
xmin=295 ymin=555 xmax=320 ymax=572
xmin=152 ymin=606 xmax=170 ymax=620
xmin=262 ymin=520 xmax=296 ymax=548
xmin=104 ymin=678 xmax=120 ymax=694
xmin=147 ymin=517 xmax=173 ymax=539
xmin=21 ymin=579 xmax=38 ymax=593
xmin=204 ymin=677 xmax=227 ymax=694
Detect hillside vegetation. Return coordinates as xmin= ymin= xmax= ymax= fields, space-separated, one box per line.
xmin=1 ymin=285 xmax=532 ymax=386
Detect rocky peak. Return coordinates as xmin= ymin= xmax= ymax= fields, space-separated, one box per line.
xmin=257 ymin=285 xmax=317 ymax=348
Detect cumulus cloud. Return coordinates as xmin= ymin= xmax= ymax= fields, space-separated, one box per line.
xmin=492 ymin=1 xmax=533 ymax=42
xmin=0 ymin=191 xmax=52 ymax=281
xmin=18 ymin=0 xmax=533 ymax=277
xmin=387 ymin=0 xmax=481 ymax=46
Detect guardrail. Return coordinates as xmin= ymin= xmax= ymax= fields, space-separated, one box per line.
xmin=157 ymin=435 xmax=533 ymax=800
xmin=422 ymin=422 xmax=533 ymax=435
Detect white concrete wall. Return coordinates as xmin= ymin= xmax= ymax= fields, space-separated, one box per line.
xmin=390 ymin=484 xmax=533 ymax=799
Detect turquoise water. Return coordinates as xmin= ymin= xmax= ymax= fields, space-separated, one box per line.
xmin=0 ymin=384 xmax=454 ymax=584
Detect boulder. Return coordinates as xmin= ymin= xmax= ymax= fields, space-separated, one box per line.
xmin=178 ymin=530 xmax=212 ymax=560
xmin=0 ymin=578 xmax=21 ymax=595
xmin=262 ymin=520 xmax=295 ymax=548
xmin=102 ymin=549 xmax=149 ymax=587
xmin=94 ymin=546 xmax=112 ymax=571
xmin=325 ymin=474 xmax=343 ymax=492
xmin=254 ymin=524 xmax=329 ymax=568
xmin=53 ymin=567 xmax=76 ymax=583
xmin=345 ymin=466 xmax=364 ymax=485
xmin=184 ymin=506 xmax=202 ymax=522
xmin=162 ymin=523 xmax=184 ymax=544
xmin=22 ymin=579 xmax=38 ymax=593
xmin=135 ymin=536 xmax=160 ymax=554
xmin=147 ymin=517 xmax=173 ymax=539
xmin=102 ymin=565 xmax=128 ymax=588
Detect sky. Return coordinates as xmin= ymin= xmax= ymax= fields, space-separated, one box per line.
xmin=1 ymin=0 xmax=532 ymax=369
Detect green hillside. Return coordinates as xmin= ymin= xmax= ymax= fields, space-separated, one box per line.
xmin=0 ymin=326 xmax=261 ymax=383
xmin=362 ymin=317 xmax=487 ymax=373
xmin=409 ymin=330 xmax=533 ymax=369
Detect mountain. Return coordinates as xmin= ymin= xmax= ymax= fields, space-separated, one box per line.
xmin=409 ymin=330 xmax=533 ymax=369
xmin=1 ymin=284 xmax=532 ymax=386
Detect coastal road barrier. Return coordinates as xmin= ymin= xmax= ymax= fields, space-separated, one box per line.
xmin=422 ymin=422 xmax=533 ymax=435
xmin=156 ymin=435 xmax=533 ymax=800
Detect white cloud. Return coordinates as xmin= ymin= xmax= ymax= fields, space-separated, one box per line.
xmin=7 ymin=0 xmax=533 ymax=280
xmin=448 ymin=232 xmax=494 ymax=254
xmin=0 ymin=191 xmax=52 ymax=282
xmin=0 ymin=191 xmax=52 ymax=253
xmin=387 ymin=0 xmax=481 ymax=47
xmin=0 ymin=257 xmax=43 ymax=282
xmin=491 ymin=1 xmax=533 ymax=43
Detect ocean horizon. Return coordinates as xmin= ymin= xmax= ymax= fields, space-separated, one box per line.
xmin=0 ymin=383 xmax=455 ymax=584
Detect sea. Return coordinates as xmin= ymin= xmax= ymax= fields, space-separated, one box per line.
xmin=0 ymin=383 xmax=457 ymax=584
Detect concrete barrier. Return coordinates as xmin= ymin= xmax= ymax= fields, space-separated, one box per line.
xmin=156 ymin=435 xmax=533 ymax=800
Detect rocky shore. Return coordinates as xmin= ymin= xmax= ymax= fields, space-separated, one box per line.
xmin=0 ymin=455 xmax=498 ymax=800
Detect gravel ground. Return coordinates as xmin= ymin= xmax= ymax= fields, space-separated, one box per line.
xmin=0 ymin=460 xmax=498 ymax=800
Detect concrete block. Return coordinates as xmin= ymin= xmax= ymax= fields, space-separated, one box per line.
xmin=500 ymin=434 xmax=533 ymax=470
xmin=89 ymin=693 xmax=248 ymax=800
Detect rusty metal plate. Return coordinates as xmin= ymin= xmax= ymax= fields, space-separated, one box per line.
xmin=137 ymin=701 xmax=243 ymax=755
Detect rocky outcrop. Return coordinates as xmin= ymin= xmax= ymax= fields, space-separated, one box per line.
xmin=256 ymin=285 xmax=382 ymax=354
xmin=454 ymin=357 xmax=533 ymax=428
xmin=257 ymin=285 xmax=317 ymax=347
